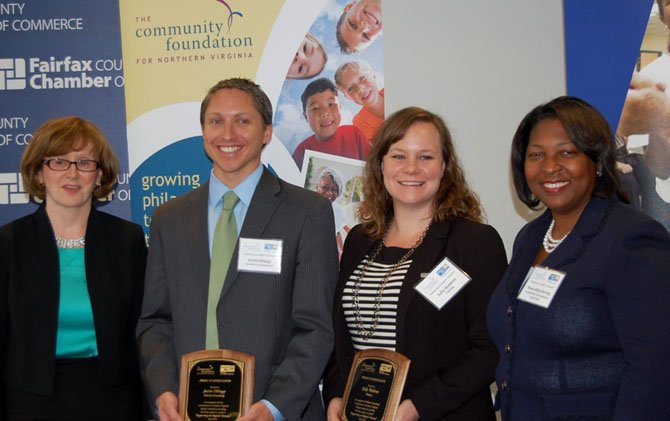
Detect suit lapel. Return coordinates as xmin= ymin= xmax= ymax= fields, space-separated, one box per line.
xmin=335 ymin=228 xmax=375 ymax=368
xmin=542 ymin=196 xmax=616 ymax=271
xmin=182 ymin=183 xmax=211 ymax=302
xmin=339 ymin=230 xmax=374 ymax=294
xmin=238 ymin=168 xmax=282 ymax=239
xmin=221 ymin=169 xmax=282 ymax=297
xmin=504 ymin=211 xmax=549 ymax=299
xmin=541 ymin=229 xmax=585 ymax=270
xmin=505 ymin=197 xmax=617 ymax=299
xmin=84 ymin=207 xmax=108 ymax=320
xmin=32 ymin=206 xmax=60 ymax=348
xmin=396 ymin=221 xmax=450 ymax=351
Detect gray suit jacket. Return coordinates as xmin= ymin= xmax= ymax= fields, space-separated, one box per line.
xmin=137 ymin=168 xmax=338 ymax=420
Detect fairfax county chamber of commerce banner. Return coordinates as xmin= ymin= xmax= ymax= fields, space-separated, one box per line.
xmin=0 ymin=0 xmax=129 ymax=226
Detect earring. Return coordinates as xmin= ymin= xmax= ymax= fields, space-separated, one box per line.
xmin=596 ymin=169 xmax=602 ymax=178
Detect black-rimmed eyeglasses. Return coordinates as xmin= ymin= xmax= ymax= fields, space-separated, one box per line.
xmin=43 ymin=158 xmax=100 ymax=172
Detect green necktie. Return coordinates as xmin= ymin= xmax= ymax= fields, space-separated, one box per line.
xmin=206 ymin=191 xmax=239 ymax=349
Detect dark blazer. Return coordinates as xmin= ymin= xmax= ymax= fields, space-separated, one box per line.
xmin=137 ymin=168 xmax=338 ymax=420
xmin=0 ymin=205 xmax=147 ymax=406
xmin=487 ymin=196 xmax=670 ymax=420
xmin=323 ymin=218 xmax=508 ymax=421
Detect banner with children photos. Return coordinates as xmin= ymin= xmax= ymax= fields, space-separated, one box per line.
xmin=119 ymin=0 xmax=383 ymax=250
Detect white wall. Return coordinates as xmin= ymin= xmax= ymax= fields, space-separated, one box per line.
xmin=384 ymin=0 xmax=566 ymax=253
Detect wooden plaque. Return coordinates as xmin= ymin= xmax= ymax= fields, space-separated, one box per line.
xmin=179 ymin=350 xmax=255 ymax=421
xmin=341 ymin=349 xmax=410 ymax=421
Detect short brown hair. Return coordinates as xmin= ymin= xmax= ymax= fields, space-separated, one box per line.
xmin=200 ymin=78 xmax=273 ymax=127
xmin=20 ymin=116 xmax=119 ymax=200
xmin=359 ymin=106 xmax=483 ymax=238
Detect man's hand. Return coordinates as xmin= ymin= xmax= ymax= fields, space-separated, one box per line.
xmin=156 ymin=391 xmax=181 ymax=421
xmin=326 ymin=397 xmax=343 ymax=421
xmin=618 ymin=73 xmax=670 ymax=137
xmin=238 ymin=401 xmax=274 ymax=421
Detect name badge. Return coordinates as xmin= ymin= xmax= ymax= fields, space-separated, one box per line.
xmin=517 ymin=266 xmax=566 ymax=308
xmin=414 ymin=257 xmax=471 ymax=310
xmin=237 ymin=238 xmax=282 ymax=274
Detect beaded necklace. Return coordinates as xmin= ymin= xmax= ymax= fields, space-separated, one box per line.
xmin=55 ymin=234 xmax=86 ymax=249
xmin=353 ymin=220 xmax=431 ymax=339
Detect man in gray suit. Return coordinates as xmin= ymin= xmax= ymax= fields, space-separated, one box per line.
xmin=137 ymin=78 xmax=338 ymax=421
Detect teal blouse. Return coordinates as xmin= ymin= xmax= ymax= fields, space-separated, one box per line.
xmin=55 ymin=248 xmax=98 ymax=358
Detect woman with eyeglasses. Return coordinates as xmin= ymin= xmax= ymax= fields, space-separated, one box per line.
xmin=0 ymin=117 xmax=148 ymax=420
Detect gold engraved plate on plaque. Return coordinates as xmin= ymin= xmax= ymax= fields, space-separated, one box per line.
xmin=341 ymin=349 xmax=410 ymax=421
xmin=179 ymin=350 xmax=255 ymax=421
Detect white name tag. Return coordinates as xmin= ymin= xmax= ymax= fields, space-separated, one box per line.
xmin=517 ymin=266 xmax=566 ymax=308
xmin=414 ymin=257 xmax=471 ymax=310
xmin=237 ymin=238 xmax=283 ymax=274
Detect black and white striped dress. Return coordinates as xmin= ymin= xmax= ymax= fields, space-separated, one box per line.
xmin=342 ymin=247 xmax=412 ymax=352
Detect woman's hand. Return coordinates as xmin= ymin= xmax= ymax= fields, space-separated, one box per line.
xmin=326 ymin=397 xmax=343 ymax=421
xmin=395 ymin=399 xmax=420 ymax=421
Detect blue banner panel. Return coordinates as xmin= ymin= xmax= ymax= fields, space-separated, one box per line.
xmin=130 ymin=136 xmax=212 ymax=239
xmin=0 ymin=0 xmax=129 ymax=226
xmin=564 ymin=0 xmax=653 ymax=128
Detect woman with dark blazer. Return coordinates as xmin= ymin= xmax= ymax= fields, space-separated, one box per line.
xmin=323 ymin=107 xmax=507 ymax=420
xmin=487 ymin=96 xmax=670 ymax=419
xmin=0 ymin=117 xmax=147 ymax=420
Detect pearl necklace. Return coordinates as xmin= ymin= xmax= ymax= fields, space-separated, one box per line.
xmin=55 ymin=234 xmax=86 ymax=249
xmin=542 ymin=219 xmax=569 ymax=253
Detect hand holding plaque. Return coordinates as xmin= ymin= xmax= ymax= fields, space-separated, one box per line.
xmin=341 ymin=349 xmax=410 ymax=421
xmin=179 ymin=350 xmax=255 ymax=421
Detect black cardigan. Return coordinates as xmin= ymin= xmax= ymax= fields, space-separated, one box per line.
xmin=323 ymin=218 xmax=507 ymax=420
xmin=0 ymin=205 xmax=146 ymax=399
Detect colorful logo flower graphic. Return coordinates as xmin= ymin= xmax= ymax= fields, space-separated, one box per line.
xmin=215 ymin=0 xmax=243 ymax=33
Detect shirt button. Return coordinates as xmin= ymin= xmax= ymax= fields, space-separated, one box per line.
xmin=506 ymin=306 xmax=513 ymax=317
xmin=501 ymin=380 xmax=508 ymax=390
xmin=505 ymin=344 xmax=512 ymax=353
